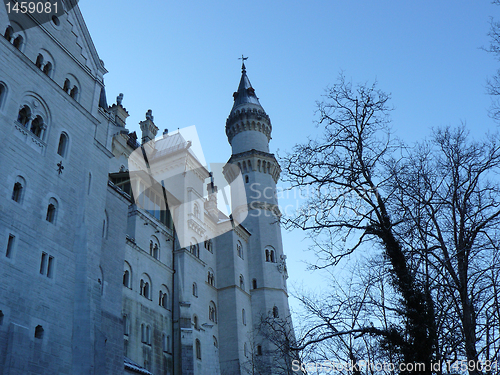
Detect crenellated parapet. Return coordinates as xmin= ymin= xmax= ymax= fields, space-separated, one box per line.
xmin=225 ymin=107 xmax=272 ymax=144
xmin=223 ymin=149 xmax=281 ymax=184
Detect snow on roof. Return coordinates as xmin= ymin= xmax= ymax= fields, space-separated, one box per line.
xmin=124 ymin=357 xmax=153 ymax=375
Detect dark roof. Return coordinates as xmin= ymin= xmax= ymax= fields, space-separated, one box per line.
xmin=230 ymin=64 xmax=263 ymax=114
xmin=124 ymin=357 xmax=153 ymax=375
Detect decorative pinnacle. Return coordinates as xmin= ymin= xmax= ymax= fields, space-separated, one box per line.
xmin=238 ymin=55 xmax=248 ymax=72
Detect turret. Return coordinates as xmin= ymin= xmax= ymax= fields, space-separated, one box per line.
xmin=225 ymin=62 xmax=272 ymax=154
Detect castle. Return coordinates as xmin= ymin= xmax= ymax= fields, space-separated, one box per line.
xmin=0 ymin=2 xmax=295 ymax=374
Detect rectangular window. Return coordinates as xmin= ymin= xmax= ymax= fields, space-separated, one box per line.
xmin=40 ymin=252 xmax=47 ymax=274
xmin=40 ymin=252 xmax=54 ymax=277
xmin=6 ymin=234 xmax=14 ymax=258
xmin=47 ymin=256 xmax=54 ymax=278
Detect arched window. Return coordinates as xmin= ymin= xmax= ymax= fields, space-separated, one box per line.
xmin=46 ymin=198 xmax=58 ymax=223
xmin=213 ymin=336 xmax=218 ymax=348
xmin=11 ymin=176 xmax=25 ymax=203
xmin=237 ymin=241 xmax=243 ymax=259
xmin=12 ymin=35 xmax=23 ymax=50
xmin=123 ymin=262 xmax=132 ymax=288
xmin=35 ymin=54 xmax=44 ymax=68
xmin=159 ymin=285 xmax=169 ymax=308
xmin=190 ymin=240 xmax=199 ymax=258
xmin=17 ymin=105 xmax=31 ymax=126
xmin=195 ymin=339 xmax=201 ymax=360
xmin=150 ymin=237 xmax=160 ymax=260
xmin=4 ymin=26 xmax=13 ymax=42
xmin=257 ymin=345 xmax=262 ymax=356
xmin=70 ymin=86 xmax=78 ymax=100
xmin=193 ymin=315 xmax=199 ymax=330
xmin=273 ymin=306 xmax=279 ymax=318
xmin=239 ymin=275 xmax=244 ymax=290
xmin=192 ymin=282 xmax=198 ymax=297
xmin=209 ymin=301 xmax=217 ymax=323
xmin=141 ymin=324 xmax=151 ymax=345
xmin=35 ymin=325 xmax=44 ymax=339
xmin=140 ymin=275 xmax=151 ymax=299
xmin=51 ymin=15 xmax=60 ymax=26
xmin=252 ymin=278 xmax=257 ymax=289
xmin=30 ymin=115 xmax=45 ymax=138
xmin=57 ymin=133 xmax=69 ymax=157
xmin=123 ymin=270 xmax=130 ymax=288
xmin=42 ymin=61 xmax=52 ymax=76
xmin=242 ymin=309 xmax=246 ymax=325
xmin=63 ymin=79 xmax=70 ymax=93
xmin=204 ymin=239 xmax=213 ymax=253
xmin=244 ymin=342 xmax=248 ymax=357
xmin=265 ymin=249 xmax=270 ymax=262
xmin=270 ymin=250 xmax=275 ymax=263
xmin=207 ymin=269 xmax=215 ymax=287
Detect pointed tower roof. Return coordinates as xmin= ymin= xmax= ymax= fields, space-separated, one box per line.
xmin=226 ymin=59 xmax=272 ymax=151
xmin=231 ymin=61 xmax=263 ymax=114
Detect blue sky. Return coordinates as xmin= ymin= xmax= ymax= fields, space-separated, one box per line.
xmin=79 ymin=0 xmax=500 ymax=313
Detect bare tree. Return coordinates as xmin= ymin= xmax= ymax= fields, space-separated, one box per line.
xmin=281 ymin=75 xmax=437 ymax=372
xmin=240 ymin=313 xmax=302 ymax=375
xmin=389 ymin=126 xmax=500 ymax=373
xmin=281 ymin=74 xmax=500 ymax=374
xmin=485 ymin=0 xmax=500 ymax=121
xmin=290 ymin=259 xmax=402 ymax=375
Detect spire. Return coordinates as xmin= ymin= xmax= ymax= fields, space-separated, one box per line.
xmin=239 ymin=54 xmax=248 ymax=73
xmin=231 ymin=57 xmax=262 ymax=113
xmin=226 ymin=59 xmax=272 ymax=152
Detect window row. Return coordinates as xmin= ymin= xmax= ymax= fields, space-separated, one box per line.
xmin=11 ymin=179 xmax=60 ymax=223
xmin=4 ymin=26 xmax=24 ymax=50
xmin=3 ymin=320 xmax=46 ymax=340
xmin=16 ymin=104 xmax=70 ymax=152
xmin=123 ymin=265 xmax=170 ymax=309
xmin=123 ymin=317 xmax=171 ymax=353
xmin=3 ymin=27 xmax=81 ymax=100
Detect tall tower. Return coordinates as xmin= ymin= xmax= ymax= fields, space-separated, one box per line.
xmin=224 ymin=61 xmax=294 ymax=373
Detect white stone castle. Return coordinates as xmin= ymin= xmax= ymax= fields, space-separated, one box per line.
xmin=0 ymin=2 xmax=295 ymax=374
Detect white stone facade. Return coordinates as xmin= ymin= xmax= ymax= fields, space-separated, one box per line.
xmin=0 ymin=3 xmax=294 ymax=375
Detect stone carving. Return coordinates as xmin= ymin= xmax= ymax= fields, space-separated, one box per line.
xmin=116 ymin=93 xmax=123 ymax=106
xmin=146 ymin=109 xmax=154 ymax=122
xmin=277 ymin=254 xmax=288 ymax=276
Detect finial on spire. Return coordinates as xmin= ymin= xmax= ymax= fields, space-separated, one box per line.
xmin=238 ymin=55 xmax=248 ymax=72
